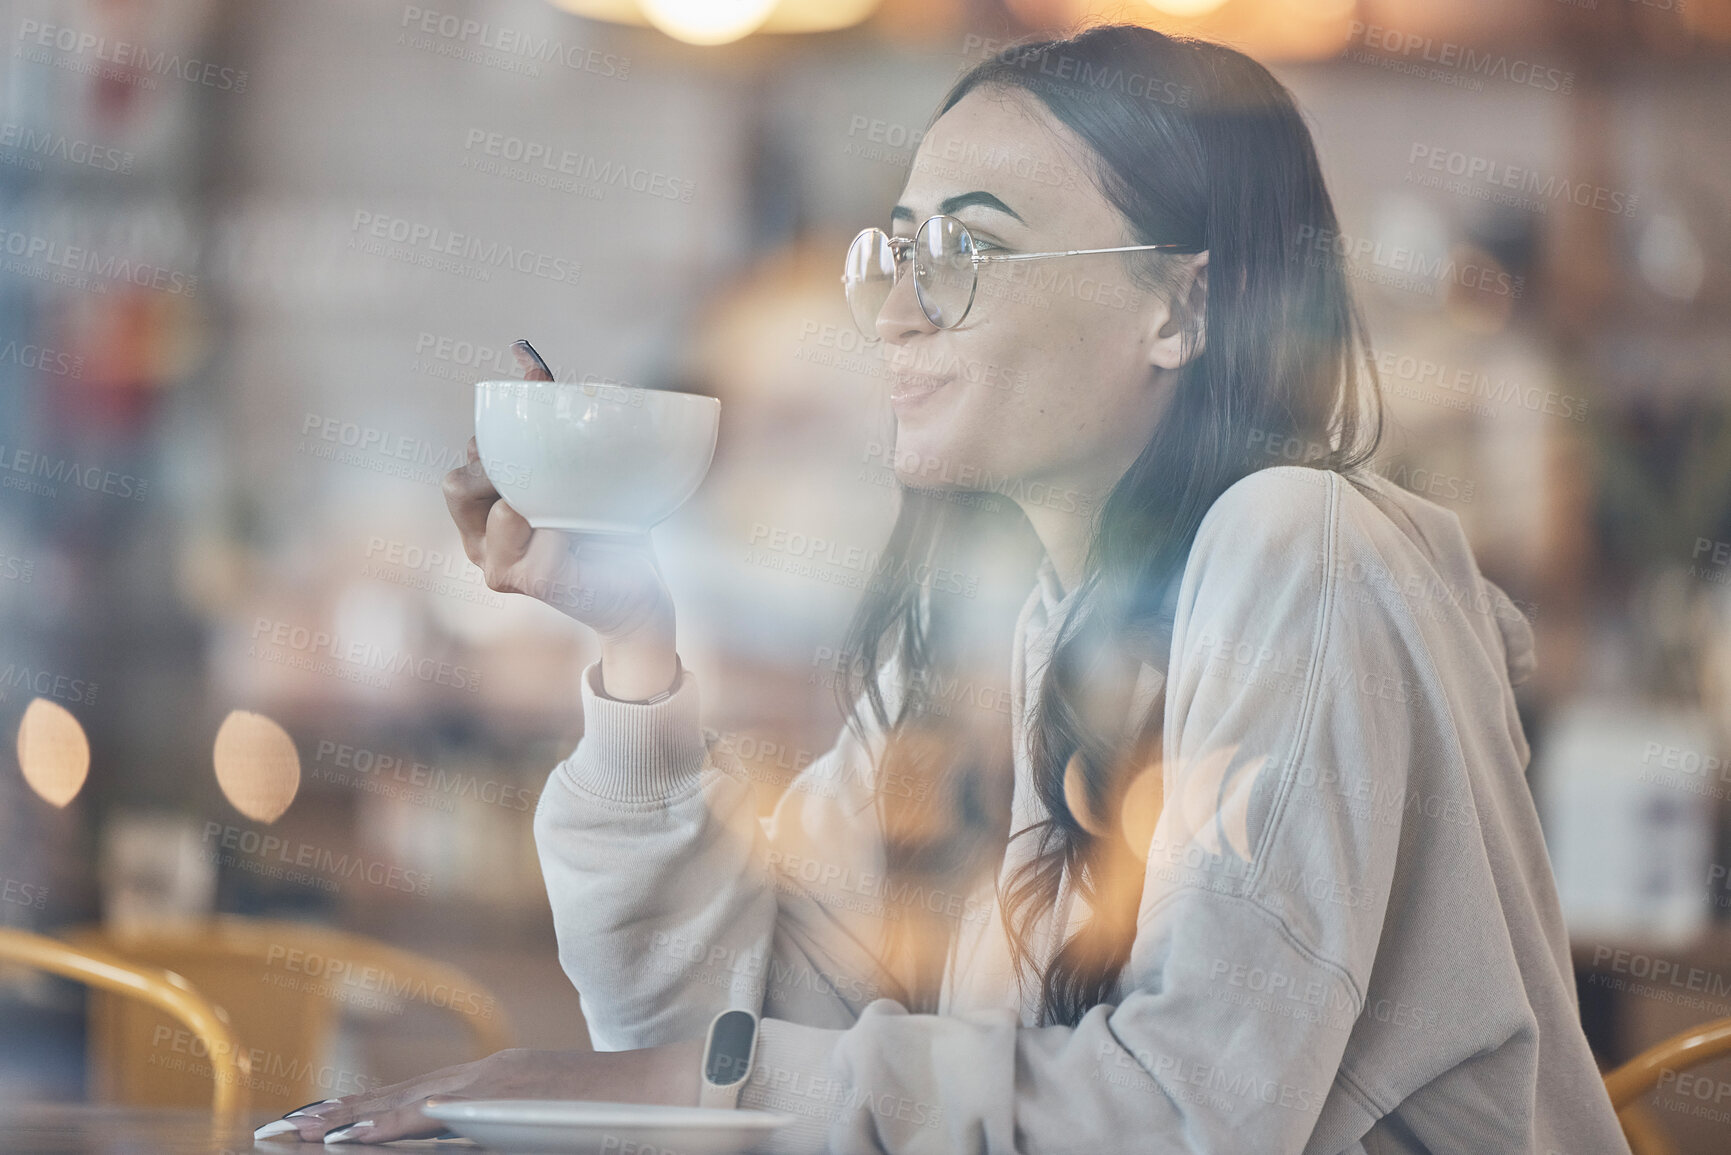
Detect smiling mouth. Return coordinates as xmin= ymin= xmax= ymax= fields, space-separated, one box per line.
xmin=889 ymin=371 xmax=952 ymax=402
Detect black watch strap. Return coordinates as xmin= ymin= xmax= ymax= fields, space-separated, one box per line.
xmin=699 ymin=1009 xmax=759 ymax=1109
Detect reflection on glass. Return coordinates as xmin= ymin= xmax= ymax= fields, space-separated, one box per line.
xmin=212 ymin=709 xmax=301 ymax=823
xmin=1118 ymin=765 xmax=1164 ymax=862
xmin=16 ymin=697 xmax=89 ymax=808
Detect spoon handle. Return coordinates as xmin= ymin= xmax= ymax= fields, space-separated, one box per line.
xmin=512 ymin=338 xmax=554 ymax=380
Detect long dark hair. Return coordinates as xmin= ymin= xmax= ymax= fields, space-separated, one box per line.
xmin=834 ymin=24 xmax=1384 ymax=1027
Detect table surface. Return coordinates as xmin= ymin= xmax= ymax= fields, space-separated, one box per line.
xmin=0 ymin=1106 xmax=468 ymax=1154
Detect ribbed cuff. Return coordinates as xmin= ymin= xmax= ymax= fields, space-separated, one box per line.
xmin=738 ymin=1017 xmax=846 ymax=1153
xmin=566 ymin=659 xmax=708 ymax=803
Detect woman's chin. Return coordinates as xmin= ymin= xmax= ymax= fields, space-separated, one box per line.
xmin=890 ymin=441 xmax=963 ymax=491
xmin=892 ymin=428 xmax=960 ymax=477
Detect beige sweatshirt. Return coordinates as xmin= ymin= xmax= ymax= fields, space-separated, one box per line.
xmin=533 ymin=465 xmax=1631 ymax=1154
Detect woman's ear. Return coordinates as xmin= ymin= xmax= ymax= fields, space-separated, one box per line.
xmin=1146 ymin=251 xmax=1208 ymax=371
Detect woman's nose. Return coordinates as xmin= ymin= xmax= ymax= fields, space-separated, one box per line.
xmin=875 ymin=258 xmax=937 ymax=343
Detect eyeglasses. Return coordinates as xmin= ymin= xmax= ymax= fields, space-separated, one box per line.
xmin=841 ymin=214 xmax=1198 ymax=339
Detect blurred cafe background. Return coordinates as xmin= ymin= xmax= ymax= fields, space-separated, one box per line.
xmin=1 ymin=0 xmax=1730 ymax=1148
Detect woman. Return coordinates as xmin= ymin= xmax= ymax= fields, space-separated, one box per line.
xmin=267 ymin=25 xmax=1629 ymax=1154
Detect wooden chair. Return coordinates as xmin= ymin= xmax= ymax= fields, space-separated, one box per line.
xmin=1603 ymin=1016 xmax=1731 ymax=1155
xmin=68 ymin=917 xmax=514 ymax=1116
xmin=0 ymin=926 xmax=249 ymax=1116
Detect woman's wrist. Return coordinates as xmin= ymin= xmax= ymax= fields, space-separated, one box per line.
xmin=650 ymin=1037 xmax=706 ymax=1108
xmin=596 ymin=611 xmax=680 ymax=701
xmin=595 ymin=653 xmax=682 ymax=704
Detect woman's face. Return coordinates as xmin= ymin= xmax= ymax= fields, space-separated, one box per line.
xmin=878 ymin=85 xmax=1201 ymax=509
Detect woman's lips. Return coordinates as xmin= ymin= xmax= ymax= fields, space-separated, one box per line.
xmin=889 ymin=371 xmax=952 ymax=408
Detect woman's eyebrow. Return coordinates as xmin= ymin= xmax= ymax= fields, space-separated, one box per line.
xmin=890 ymin=191 xmax=1026 ymax=225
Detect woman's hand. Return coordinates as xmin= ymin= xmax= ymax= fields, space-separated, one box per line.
xmin=257 ymin=1040 xmax=704 ymax=1144
xmin=441 ymin=344 xmax=680 ymax=699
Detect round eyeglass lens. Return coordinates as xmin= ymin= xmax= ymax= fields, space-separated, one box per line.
xmin=843 ymin=228 xmax=897 ymax=338
xmin=913 ymin=216 xmax=978 ymax=329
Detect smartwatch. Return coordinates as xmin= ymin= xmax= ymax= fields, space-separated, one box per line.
xmin=593 ymin=655 xmax=682 ymax=705
xmin=698 ymin=1009 xmax=759 ymax=1109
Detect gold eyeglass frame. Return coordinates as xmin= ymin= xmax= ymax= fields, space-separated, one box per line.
xmin=841 ymin=213 xmax=1199 ymax=338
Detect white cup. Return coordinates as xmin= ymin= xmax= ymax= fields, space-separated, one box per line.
xmin=474 ymin=378 xmax=720 ymax=534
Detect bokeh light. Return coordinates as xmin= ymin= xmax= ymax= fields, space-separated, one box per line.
xmin=212 ymin=710 xmax=301 ymax=824
xmin=16 ymin=698 xmax=90 ymax=808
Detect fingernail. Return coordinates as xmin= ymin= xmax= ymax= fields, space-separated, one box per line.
xmin=286 ymin=1099 xmax=340 ymax=1118
xmin=323 ymin=1121 xmax=373 ymax=1145
xmin=252 ymin=1119 xmax=300 ymax=1140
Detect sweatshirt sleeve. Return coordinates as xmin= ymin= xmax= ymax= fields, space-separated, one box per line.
xmin=733 ymin=467 xmax=1441 ymax=1154
xmin=533 ymin=649 xmax=914 ymax=1057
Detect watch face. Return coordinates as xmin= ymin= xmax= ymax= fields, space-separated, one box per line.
xmin=705 ymin=1010 xmax=756 ymax=1086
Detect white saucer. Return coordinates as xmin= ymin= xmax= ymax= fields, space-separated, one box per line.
xmin=421 ymin=1099 xmax=794 ymax=1154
